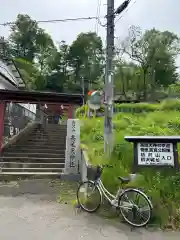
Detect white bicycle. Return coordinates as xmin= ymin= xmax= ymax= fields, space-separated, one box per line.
xmin=77 ymin=164 xmax=153 ymax=227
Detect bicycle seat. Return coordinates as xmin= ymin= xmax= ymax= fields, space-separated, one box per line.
xmin=118 ymin=176 xmax=131 ymax=184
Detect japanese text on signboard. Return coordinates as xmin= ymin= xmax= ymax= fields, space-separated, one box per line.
xmin=137 ymin=142 xmax=174 ymax=166
xmin=69 ymin=120 xmax=76 ymax=167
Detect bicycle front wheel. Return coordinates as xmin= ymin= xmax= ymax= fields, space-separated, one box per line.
xmin=118 ymin=188 xmax=152 ymax=227
xmin=77 ymin=181 xmax=102 ymax=213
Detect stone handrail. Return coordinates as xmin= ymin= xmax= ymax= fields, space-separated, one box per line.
xmin=2 ymin=121 xmax=39 ymax=150
xmin=80 ymin=144 xmax=90 ymax=182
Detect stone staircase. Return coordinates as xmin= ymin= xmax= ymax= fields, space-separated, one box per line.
xmin=0 ymin=123 xmax=67 ymax=177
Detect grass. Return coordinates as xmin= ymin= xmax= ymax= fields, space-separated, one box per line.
xmin=56 ymin=181 xmax=78 ymax=204
xmin=80 ymin=108 xmax=180 ymax=229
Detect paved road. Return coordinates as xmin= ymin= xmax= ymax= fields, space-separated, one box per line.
xmin=0 ymin=194 xmax=179 ymax=240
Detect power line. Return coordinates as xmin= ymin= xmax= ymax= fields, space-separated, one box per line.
xmin=0 ymin=16 xmax=102 ymax=27
xmin=95 ymin=0 xmax=102 ymax=33
xmin=0 ymin=0 xmax=138 ymax=28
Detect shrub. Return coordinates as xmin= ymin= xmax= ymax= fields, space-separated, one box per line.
xmin=114 ymin=102 xmax=159 ymax=113
xmin=80 ymin=110 xmax=180 ymax=229
xmin=76 ymin=99 xmax=180 ymax=118
xmin=76 ymin=105 xmax=105 ymax=118
xmin=161 ymin=99 xmax=180 ymax=111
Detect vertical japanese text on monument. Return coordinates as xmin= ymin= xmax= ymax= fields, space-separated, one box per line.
xmin=137 ymin=142 xmax=174 ymax=166
xmin=70 ymin=120 xmax=76 ymax=168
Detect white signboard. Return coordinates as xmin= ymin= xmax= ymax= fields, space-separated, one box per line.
xmin=137 ymin=142 xmax=174 ymax=166
xmin=65 ymin=119 xmax=80 ymax=174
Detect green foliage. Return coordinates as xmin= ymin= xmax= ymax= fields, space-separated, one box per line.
xmin=0 ymin=14 xmax=179 ymax=98
xmin=76 ymin=104 xmax=104 ymax=118
xmin=13 ymin=58 xmax=38 ymax=89
xmin=114 ymin=102 xmax=159 ymax=113
xmin=76 ymin=99 xmax=180 ymax=118
xmin=116 ymin=26 xmax=180 ymax=101
xmin=80 ymin=105 xmax=180 ymax=228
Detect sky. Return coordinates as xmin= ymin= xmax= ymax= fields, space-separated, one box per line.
xmin=0 ymin=0 xmax=180 ymax=64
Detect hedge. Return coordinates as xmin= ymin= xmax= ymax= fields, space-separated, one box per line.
xmin=76 ymin=99 xmax=180 ymax=118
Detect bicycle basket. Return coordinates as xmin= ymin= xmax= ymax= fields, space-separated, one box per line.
xmin=87 ymin=165 xmax=98 ymax=181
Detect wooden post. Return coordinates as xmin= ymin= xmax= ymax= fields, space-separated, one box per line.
xmin=68 ymin=104 xmax=74 ymax=119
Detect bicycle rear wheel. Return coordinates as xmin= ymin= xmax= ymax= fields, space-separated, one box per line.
xmin=118 ymin=188 xmax=152 ymax=227
xmin=77 ymin=181 xmax=102 ymax=213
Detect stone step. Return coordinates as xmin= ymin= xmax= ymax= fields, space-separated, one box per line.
xmin=44 ymin=130 xmax=66 ymax=134
xmin=0 ymin=157 xmax=65 ymax=163
xmin=22 ymin=144 xmax=66 ymax=148
xmin=3 ymin=148 xmax=65 ymax=153
xmin=47 ymin=124 xmax=67 ymax=126
xmin=0 ymin=162 xmax=65 ymax=168
xmin=30 ymin=130 xmax=67 ymax=135
xmin=25 ymin=139 xmax=66 ymax=143
xmin=44 ymin=132 xmax=66 ymax=135
xmin=9 ymin=146 xmax=65 ymax=151
xmin=15 ymin=141 xmax=66 ymax=146
xmin=20 ymin=144 xmax=66 ymax=149
xmin=0 ymin=172 xmax=62 ymax=175
xmin=39 ymin=126 xmax=67 ymax=129
xmin=22 ymin=134 xmax=66 ymax=139
xmin=28 ymin=134 xmax=66 ymax=139
xmin=43 ymin=127 xmax=66 ymax=130
xmin=32 ymin=129 xmax=66 ymax=133
xmin=44 ymin=127 xmax=67 ymax=130
xmin=2 ymin=152 xmax=65 ymax=158
xmin=45 ymin=125 xmax=67 ymax=129
xmin=27 ymin=138 xmax=66 ymax=142
xmin=8 ymin=144 xmax=66 ymax=149
xmin=0 ymin=168 xmax=64 ymax=173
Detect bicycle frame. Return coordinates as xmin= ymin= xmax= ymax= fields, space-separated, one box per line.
xmin=95 ymin=178 xmax=119 ymax=203
xmin=95 ymin=178 xmax=153 ymax=210
xmin=77 ymin=168 xmax=153 ymax=227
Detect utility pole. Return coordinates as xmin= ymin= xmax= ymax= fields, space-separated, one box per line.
xmin=104 ymin=0 xmax=131 ymax=155
xmin=104 ymin=0 xmax=115 ymax=155
xmin=81 ymin=77 xmax=85 ymax=105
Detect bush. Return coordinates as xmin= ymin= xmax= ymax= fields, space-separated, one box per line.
xmin=80 ymin=109 xmax=180 ymax=229
xmin=76 ymin=104 xmax=105 ymax=118
xmin=76 ymin=99 xmax=180 ymax=118
xmin=114 ymin=102 xmax=159 ymax=113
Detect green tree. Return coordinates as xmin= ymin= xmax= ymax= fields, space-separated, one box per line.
xmin=0 ymin=37 xmax=10 ymax=59
xmin=46 ymin=41 xmax=70 ymax=92
xmin=13 ymin=58 xmax=39 ymax=90
xmin=120 ymin=26 xmax=179 ymax=100
xmin=6 ymin=13 xmax=180 ymax=101
xmin=8 ymin=14 xmax=56 ymax=90
xmin=68 ymin=32 xmax=104 ymax=94
xmin=9 ymin=14 xmax=40 ymax=61
xmin=9 ymin=14 xmax=55 ymax=64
